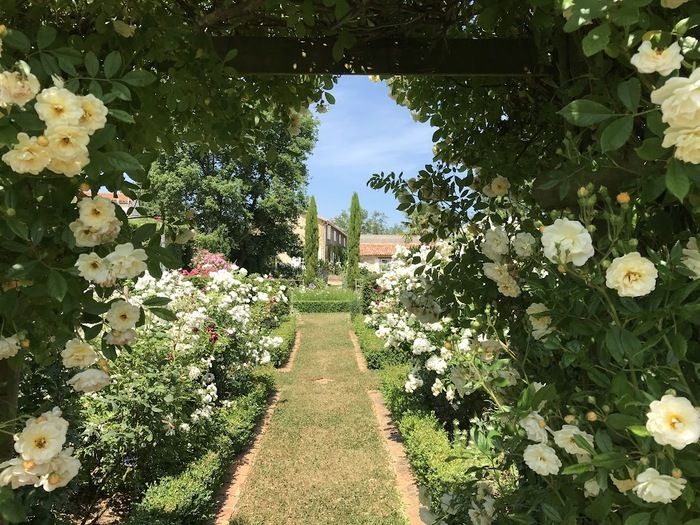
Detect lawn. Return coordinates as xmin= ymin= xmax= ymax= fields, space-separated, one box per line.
xmin=231 ymin=313 xmax=407 ymax=525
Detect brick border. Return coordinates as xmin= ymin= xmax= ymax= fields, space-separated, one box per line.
xmin=348 ymin=330 xmax=368 ymax=372
xmin=367 ymin=390 xmax=422 ymax=525
xmin=213 ymin=391 xmax=281 ymax=524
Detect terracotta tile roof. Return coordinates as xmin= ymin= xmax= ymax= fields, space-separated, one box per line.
xmin=359 ymin=242 xmax=418 ymax=257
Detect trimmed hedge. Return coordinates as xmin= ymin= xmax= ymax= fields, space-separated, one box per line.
xmin=352 ymin=315 xmax=409 ymax=369
xmin=269 ymin=315 xmax=297 ymax=367
xmin=125 ymin=369 xmax=274 ymax=525
xmin=293 ymin=299 xmax=357 ymax=313
xmin=379 ymin=365 xmax=484 ymax=504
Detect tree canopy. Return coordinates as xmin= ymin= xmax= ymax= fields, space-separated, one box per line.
xmin=332 ymin=207 xmax=406 ymax=235
xmin=344 ymin=193 xmax=361 ymax=288
xmin=146 ymin=114 xmax=317 ymax=273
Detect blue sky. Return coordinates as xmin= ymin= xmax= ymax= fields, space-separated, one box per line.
xmin=306 ymin=76 xmax=435 ymax=226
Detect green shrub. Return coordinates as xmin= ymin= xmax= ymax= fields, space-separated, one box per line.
xmin=293 ymin=299 xmax=357 ymax=312
xmin=352 ymin=316 xmax=409 ymax=369
xmin=291 ymin=287 xmax=358 ymax=312
xmin=379 ymin=366 xmax=485 ymax=504
xmin=125 ymin=370 xmax=274 ymax=525
xmin=268 ymin=316 xmax=297 ymax=367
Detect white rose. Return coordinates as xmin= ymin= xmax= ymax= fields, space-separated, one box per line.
xmin=404 ymin=373 xmax=424 ymax=393
xmin=0 ymin=63 xmax=40 ymax=108
xmin=646 ymin=394 xmax=700 ymax=449
xmin=67 ymin=368 xmax=111 ymax=393
xmin=47 ymin=150 xmax=90 ymax=177
xmin=633 ymin=468 xmax=686 ymax=504
xmin=605 ymin=252 xmax=657 ymax=297
xmin=661 ymin=126 xmax=700 ymax=164
xmin=35 ymin=87 xmax=83 ymax=126
xmin=45 ymin=124 xmax=89 ymax=161
xmin=651 ymin=69 xmax=700 ymax=129
xmin=482 ymin=175 xmax=511 ymax=197
xmin=0 ymin=334 xmax=20 ymax=360
xmin=526 ymin=303 xmax=553 ymax=340
xmin=106 ymin=300 xmax=140 ymax=331
xmin=553 ymin=425 xmax=594 ymax=455
xmin=412 ymin=337 xmax=433 ymax=355
xmin=682 ymin=237 xmax=700 ymax=279
xmin=630 ymin=41 xmax=683 ymax=76
xmin=480 ymin=228 xmax=509 ymax=262
xmin=0 ymin=458 xmax=40 ymax=489
xmin=2 ymin=132 xmax=51 ymax=175
xmin=425 ymin=355 xmax=448 ymax=374
xmin=14 ymin=409 xmax=68 ymax=464
xmin=61 ymin=339 xmax=99 ymax=368
xmin=104 ymin=328 xmax=136 ymax=346
xmin=75 ymin=252 xmax=112 ymax=285
xmin=36 ymin=447 xmax=81 ymax=492
xmin=518 ymin=411 xmax=549 ymax=443
xmin=523 ymin=443 xmax=561 ymax=476
xmin=106 ymin=243 xmax=148 ymax=279
xmin=78 ymin=94 xmax=108 ymax=134
xmin=69 ymin=217 xmax=121 ymax=247
xmin=584 ymin=478 xmax=601 ymax=498
xmin=512 ymin=232 xmax=536 ymax=258
xmin=77 ymin=196 xmax=117 ymax=229
xmin=541 ymin=218 xmax=594 ymax=266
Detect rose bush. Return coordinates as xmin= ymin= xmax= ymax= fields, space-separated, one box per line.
xmin=366 ymin=1 xmax=700 ymax=523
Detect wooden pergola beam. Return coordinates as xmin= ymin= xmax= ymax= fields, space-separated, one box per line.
xmin=214 ymin=36 xmax=540 ymax=76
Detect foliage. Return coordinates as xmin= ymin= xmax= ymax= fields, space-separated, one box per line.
xmin=332 ymin=206 xmax=406 ymax=235
xmin=125 ymin=370 xmax=273 ymax=525
xmin=362 ymin=0 xmax=700 ymax=522
xmin=352 ymin=315 xmax=409 ymax=370
xmin=146 ymin=119 xmax=317 ymax=273
xmin=303 ymin=196 xmax=320 ymax=284
xmin=268 ymin=316 xmax=298 ymax=367
xmin=345 ymin=193 xmax=362 ymax=288
xmin=292 ymin=286 xmax=357 ymax=312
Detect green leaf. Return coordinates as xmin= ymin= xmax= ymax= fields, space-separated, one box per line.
xmin=108 ymin=109 xmax=135 ymax=124
xmin=617 ymin=78 xmax=641 ymax=112
xmin=105 ymin=151 xmax=143 ymax=173
xmin=635 ymin=137 xmax=667 ymax=161
xmin=103 ymin=51 xmax=122 ymax=78
xmin=605 ymin=326 xmax=643 ymax=365
xmin=85 ymin=52 xmax=99 ymax=77
xmin=605 ymin=413 xmax=639 ymax=430
xmin=47 ymin=270 xmax=68 ymax=301
xmin=625 ymin=513 xmax=651 ymax=525
xmin=141 ymin=296 xmax=172 ymax=307
xmin=582 ymin=22 xmax=611 ymax=57
xmin=4 ymin=30 xmax=31 ymax=53
xmin=627 ymin=425 xmax=651 ymax=437
xmin=149 ymin=307 xmax=178 ymax=322
xmin=121 ymin=70 xmax=157 ymax=87
xmin=561 ymin=462 xmax=594 ymax=475
xmin=5 ymin=216 xmax=29 ymax=240
xmin=600 ymin=116 xmax=634 ymax=153
xmin=559 ymin=100 xmax=613 ymax=126
xmin=591 ymin=451 xmax=628 ymax=469
xmin=666 ymin=158 xmax=691 ymax=201
xmin=37 ymin=26 xmax=57 ymax=49
xmin=0 ymin=486 xmax=27 ymax=522
xmin=132 ymin=222 xmax=157 ymax=243
xmin=325 ymin=92 xmax=336 ymax=104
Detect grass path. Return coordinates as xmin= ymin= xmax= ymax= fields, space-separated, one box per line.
xmin=231 ymin=313 xmax=407 ymax=525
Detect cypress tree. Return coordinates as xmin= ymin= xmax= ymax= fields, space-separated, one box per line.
xmin=304 ymin=196 xmax=319 ymax=283
xmin=345 ymin=192 xmax=361 ymax=288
